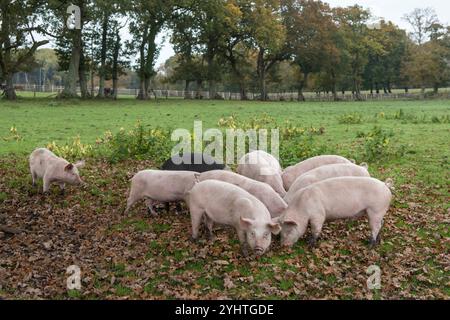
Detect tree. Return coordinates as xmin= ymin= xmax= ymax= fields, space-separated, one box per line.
xmin=171 ymin=0 xmax=240 ymax=99
xmin=401 ymin=41 xmax=449 ymax=95
xmin=402 ymin=8 xmax=449 ymax=94
xmin=220 ymin=0 xmax=252 ymax=100
xmin=282 ymin=0 xmax=337 ymax=101
xmin=46 ymin=0 xmax=96 ymax=98
xmin=403 ymin=7 xmax=439 ymax=45
xmin=245 ymin=0 xmax=288 ymax=101
xmin=318 ymin=16 xmax=350 ymax=100
xmin=334 ymin=5 xmax=371 ymax=101
xmin=364 ymin=21 xmax=408 ymax=94
xmin=91 ymin=0 xmax=127 ymax=98
xmin=128 ymin=0 xmax=175 ymax=100
xmin=0 ymin=0 xmax=48 ymax=99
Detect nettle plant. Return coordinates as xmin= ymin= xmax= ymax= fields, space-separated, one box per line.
xmin=338 ymin=113 xmax=364 ymax=124
xmin=47 ymin=136 xmax=93 ymax=161
xmin=45 ymin=116 xmax=332 ymax=166
xmin=356 ymin=126 xmax=407 ymax=162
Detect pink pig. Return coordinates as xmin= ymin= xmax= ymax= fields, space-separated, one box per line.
xmin=29 ymin=148 xmax=85 ymax=194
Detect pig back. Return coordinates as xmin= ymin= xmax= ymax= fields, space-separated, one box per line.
xmin=295 ymin=177 xmax=391 ymax=219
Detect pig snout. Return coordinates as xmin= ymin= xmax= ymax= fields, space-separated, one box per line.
xmin=254 ymin=246 xmax=265 ymax=256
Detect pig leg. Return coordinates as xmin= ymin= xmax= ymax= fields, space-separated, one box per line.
xmin=31 ymin=171 xmax=38 ymax=187
xmin=204 ymin=215 xmax=215 ymax=241
xmin=145 ymin=199 xmax=157 ymax=216
xmin=59 ymin=183 xmax=66 ymax=196
xmin=43 ymin=176 xmax=52 ymax=194
xmin=237 ymin=229 xmax=249 ymax=257
xmin=189 ymin=205 xmax=205 ymax=241
xmin=309 ymin=213 xmax=325 ymax=248
xmin=124 ymin=189 xmax=141 ymax=214
xmin=368 ymin=211 xmax=384 ymax=247
xmin=176 ymin=202 xmax=183 ymax=214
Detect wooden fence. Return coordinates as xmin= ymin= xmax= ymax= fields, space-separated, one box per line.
xmin=12 ymin=84 xmax=450 ymax=101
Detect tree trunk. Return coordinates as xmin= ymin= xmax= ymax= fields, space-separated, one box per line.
xmin=257 ymin=48 xmax=267 ymax=101
xmin=62 ymin=8 xmax=83 ymax=98
xmin=62 ymin=41 xmax=81 ymax=98
xmin=184 ymin=80 xmax=192 ymax=99
xmin=97 ymin=13 xmax=108 ymax=98
xmin=79 ymin=51 xmax=89 ymax=98
xmin=433 ymin=83 xmax=439 ymax=94
xmin=4 ymin=74 xmax=17 ymax=100
xmin=195 ymin=80 xmax=203 ymax=99
xmin=297 ymin=73 xmax=308 ymax=102
xmin=206 ymin=50 xmax=217 ymax=99
xmin=138 ymin=78 xmax=146 ymax=100
xmin=239 ymin=80 xmax=248 ymax=100
xmin=137 ymin=27 xmax=148 ymax=100
xmin=137 ymin=26 xmax=159 ymax=100
xmin=90 ymin=60 xmax=94 ymax=96
xmin=331 ymin=70 xmax=338 ymax=101
xmin=112 ymin=32 xmax=120 ymax=100
xmin=420 ymin=84 xmax=426 ymax=99
xmin=208 ymin=79 xmax=217 ymax=99
xmin=145 ymin=76 xmax=151 ymax=99
xmin=353 ymin=76 xmax=363 ymax=101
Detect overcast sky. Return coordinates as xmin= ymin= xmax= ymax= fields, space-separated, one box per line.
xmin=152 ymin=0 xmax=450 ymax=66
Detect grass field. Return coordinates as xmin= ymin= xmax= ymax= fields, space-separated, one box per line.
xmin=0 ymin=98 xmax=449 ymax=299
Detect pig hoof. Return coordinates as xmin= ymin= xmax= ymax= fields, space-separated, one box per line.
xmin=369 ymin=238 xmax=378 ymax=248
xmin=308 ymin=237 xmax=318 ymax=248
xmin=190 ymin=236 xmax=198 ymax=243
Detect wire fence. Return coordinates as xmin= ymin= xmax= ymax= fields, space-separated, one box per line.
xmin=11 ymin=84 xmax=450 ymax=101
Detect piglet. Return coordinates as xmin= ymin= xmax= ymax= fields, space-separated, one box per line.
xmin=237 ymin=150 xmax=286 ymax=197
xmin=199 ymin=170 xmax=287 ymax=217
xmin=125 ymin=170 xmax=199 ymax=215
xmin=284 ymin=163 xmax=370 ymax=203
xmin=282 ymin=155 xmax=352 ymax=190
xmin=187 ymin=180 xmax=281 ymax=256
xmin=279 ymin=177 xmax=393 ymax=248
xmin=29 ymin=148 xmax=85 ymax=194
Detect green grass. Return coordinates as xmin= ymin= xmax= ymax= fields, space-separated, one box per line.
xmin=1 ymin=98 xmax=449 ymax=190
xmin=1 ymin=98 xmax=448 ymax=156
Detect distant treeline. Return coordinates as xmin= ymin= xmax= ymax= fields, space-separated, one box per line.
xmin=1 ymin=1 xmax=449 ymax=101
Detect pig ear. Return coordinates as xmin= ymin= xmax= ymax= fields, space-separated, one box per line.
xmin=360 ymin=162 xmax=369 ymax=170
xmin=240 ymin=217 xmax=254 ymax=230
xmin=74 ymin=160 xmax=85 ymax=168
xmin=64 ymin=163 xmax=74 ymax=171
xmin=284 ymin=220 xmax=298 ymax=227
xmin=268 ymin=221 xmax=281 ymax=235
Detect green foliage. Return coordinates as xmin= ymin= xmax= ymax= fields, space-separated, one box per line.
xmin=338 ymin=113 xmax=363 ymax=124
xmin=2 ymin=126 xmax=23 ymax=142
xmin=279 ymin=133 xmax=329 ymax=167
xmin=356 ymin=126 xmax=407 ymax=161
xmin=47 ymin=136 xmax=94 ymax=161
xmin=98 ymin=123 xmax=173 ymax=164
